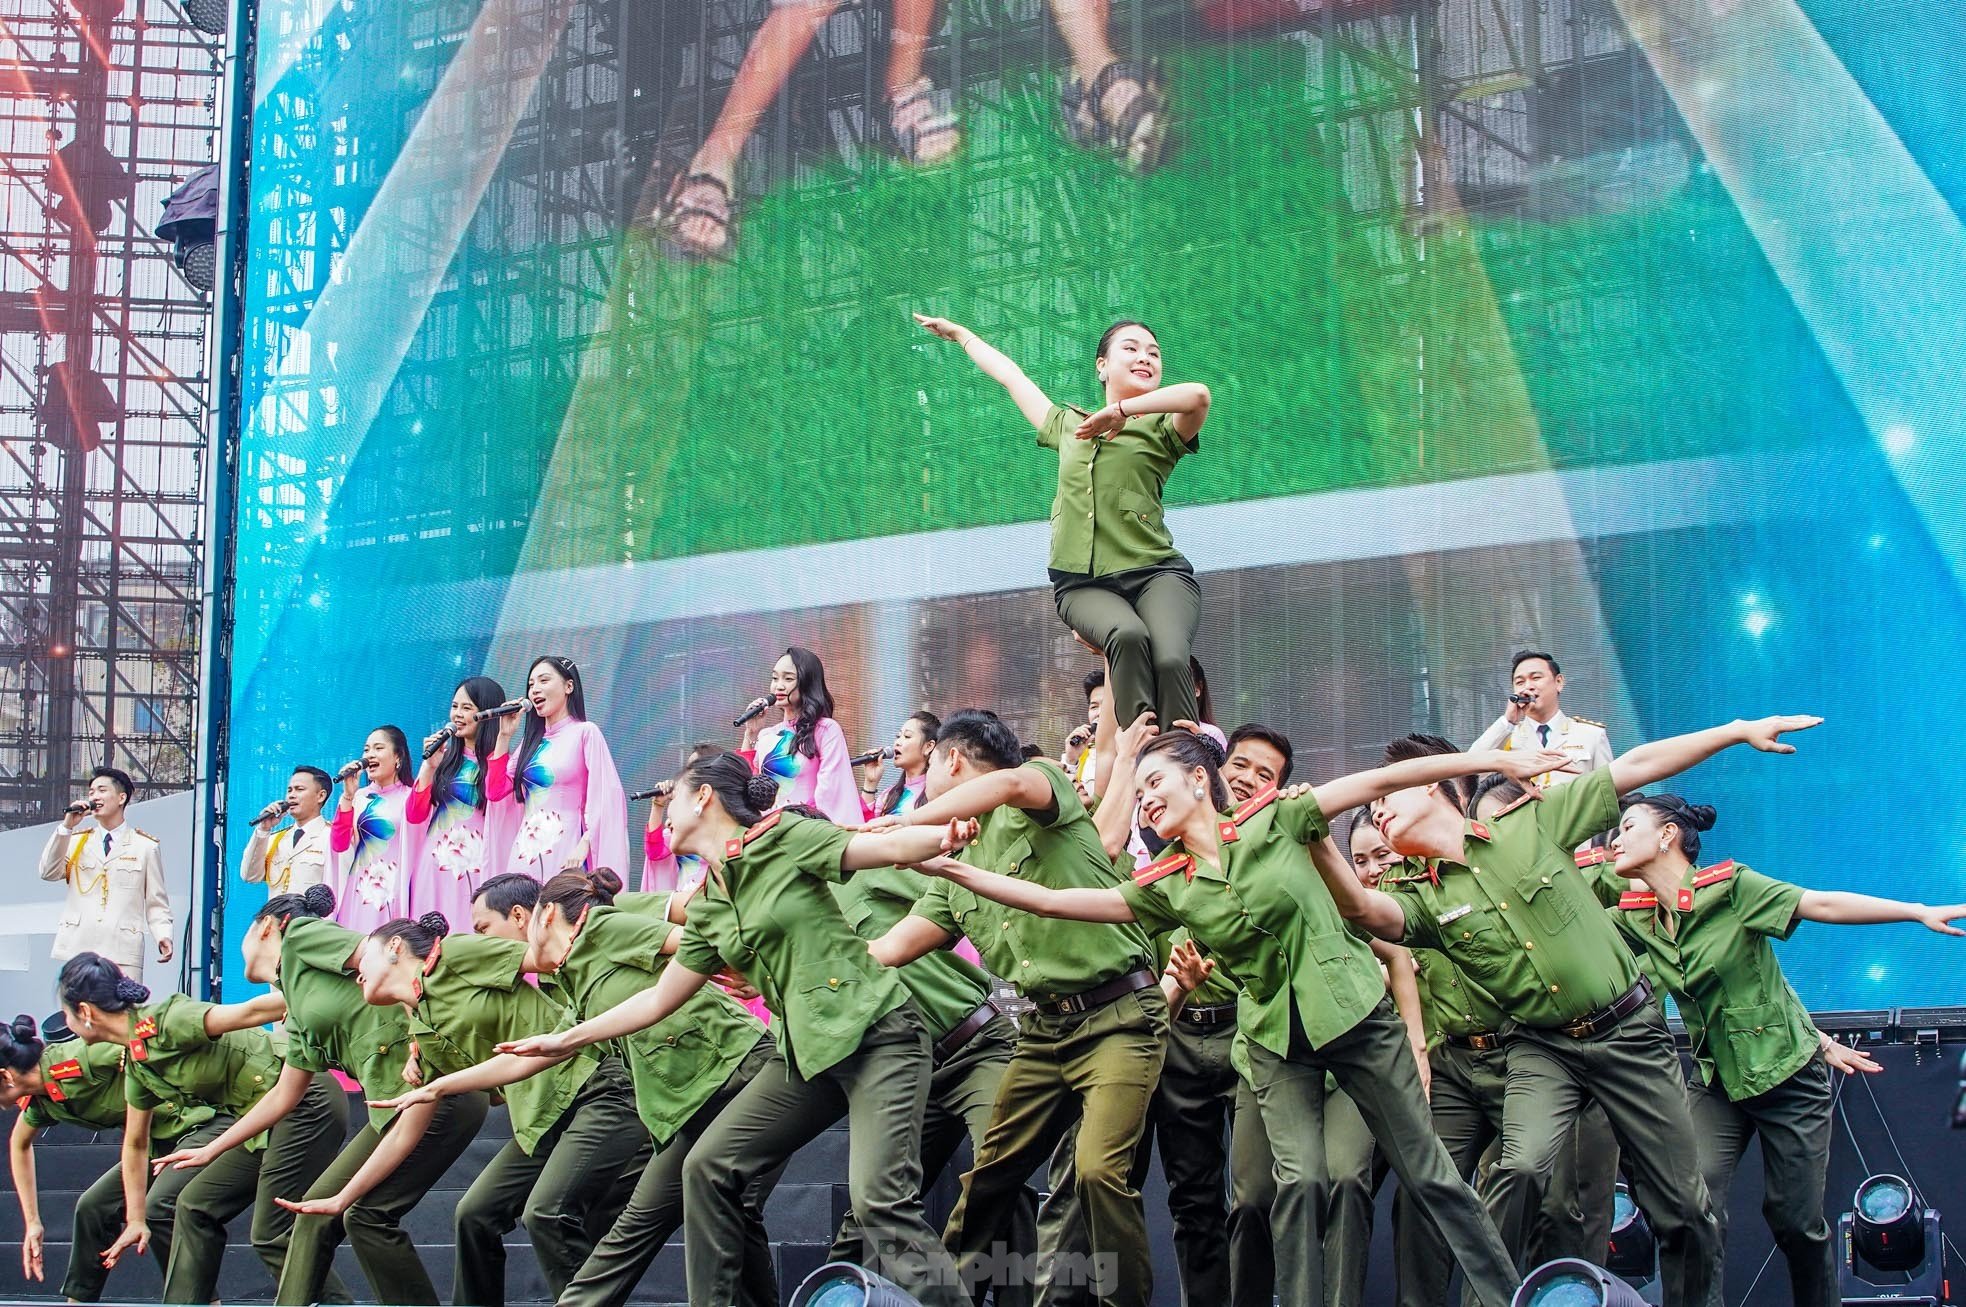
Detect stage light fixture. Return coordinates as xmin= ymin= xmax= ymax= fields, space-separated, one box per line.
xmin=1511 ymin=1258 xmax=1651 ymax=1307
xmin=1850 ymin=1174 xmax=1923 ymax=1272
xmin=787 ymin=1262 xmax=923 ymax=1307
xmin=1838 ymin=1172 xmax=1947 ymax=1306
xmin=154 ymin=164 xmax=219 ymax=293
xmin=180 ymin=0 xmax=227 ymax=34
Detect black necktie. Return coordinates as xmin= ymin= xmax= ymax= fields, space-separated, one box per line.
xmin=102 ymin=831 xmax=113 ymax=859
xmin=1538 ymin=724 xmax=1550 ymax=747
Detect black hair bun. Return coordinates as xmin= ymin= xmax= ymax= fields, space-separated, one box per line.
xmin=7 ymin=1014 xmax=36 ymax=1045
xmin=114 ymin=978 xmax=152 ymax=1006
xmin=1195 ymin=732 xmax=1227 ymax=769
xmin=1684 ymin=803 xmax=1718 ymax=832
xmin=743 ymin=775 xmax=780 ymax=817
xmin=587 ymin=867 xmax=623 ymax=900
xmin=300 ymin=884 xmax=337 ymax=917
xmin=416 ymin=911 xmax=450 ymax=938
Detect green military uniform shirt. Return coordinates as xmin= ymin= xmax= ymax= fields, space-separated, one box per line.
xmin=121 ymin=995 xmax=286 ymax=1151
xmin=1595 ymin=860 xmax=1816 ymax=1100
xmin=24 ymin=1038 xmax=210 ymax=1138
xmin=1389 ymin=768 xmax=1639 ymax=1028
xmin=1410 ymin=948 xmax=1508 ymax=1045
xmin=407 ymin=933 xmax=599 ymax=1155
xmin=674 ymin=811 xmax=911 ymax=1081
xmin=1040 ymin=404 xmax=1194 ymax=577
xmin=1116 ymin=786 xmax=1383 ymax=1054
xmin=279 ymin=917 xmax=413 ymax=1131
xmin=912 ymin=760 xmax=1154 ymax=1004
xmin=832 ymin=863 xmax=992 ymax=1040
xmin=558 ymin=900 xmax=764 ymax=1145
xmin=1156 ymin=926 xmax=1241 ymax=1010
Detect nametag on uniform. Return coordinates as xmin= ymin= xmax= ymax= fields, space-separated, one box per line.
xmin=1437 ymin=905 xmax=1473 ymax=926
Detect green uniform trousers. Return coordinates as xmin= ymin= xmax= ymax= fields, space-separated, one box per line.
xmin=560 ymin=1040 xmax=779 ymax=1307
xmin=1394 ymin=1041 xmax=1508 ymax=1307
xmin=1037 ymin=1014 xmax=1237 ymax=1307
xmin=683 ymin=1002 xmax=964 ymax=1307
xmin=1533 ymin=1102 xmax=1620 ymax=1264
xmin=1689 ymin=1051 xmax=1836 ymax=1307
xmin=1226 ymin=1080 xmax=1275 ymax=1307
xmin=1052 ymin=566 xmax=1200 ymax=731
xmin=1245 ymin=999 xmax=1518 ymax=1307
xmin=1323 ymin=1076 xmax=1389 ymax=1307
xmin=453 ymin=1059 xmax=646 ymax=1307
xmin=947 ymin=988 xmax=1167 ymax=1307
xmin=276 ymin=1091 xmax=489 ymax=1305
xmin=163 ymin=1074 xmax=351 ymax=1304
xmin=1495 ymin=1004 xmax=1720 ymax=1307
xmin=65 ymin=1120 xmax=227 ymax=1302
xmin=833 ymin=1017 xmax=1035 ymax=1307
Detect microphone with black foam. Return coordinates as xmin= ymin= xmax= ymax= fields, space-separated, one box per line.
xmin=422 ymin=724 xmax=458 ymax=760
xmin=733 ymin=696 xmax=772 ymax=728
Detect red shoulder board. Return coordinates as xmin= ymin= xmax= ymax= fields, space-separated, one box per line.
xmin=1693 ymin=860 xmax=1736 ymax=889
xmin=43 ymin=1082 xmax=66 ymax=1103
xmin=1491 ymin=792 xmax=1538 ymax=820
xmin=724 ymin=809 xmax=784 ymax=860
xmin=1133 ymin=852 xmax=1192 ymax=888
xmin=48 ymin=1059 xmax=83 ymax=1082
xmin=132 ymin=1017 xmax=157 ymax=1040
xmin=1230 ymin=784 xmax=1278 ymax=825
xmin=1574 ymin=846 xmax=1614 ymax=868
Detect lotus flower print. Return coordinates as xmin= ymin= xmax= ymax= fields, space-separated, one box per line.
xmin=432 ymin=828 xmax=485 ymax=880
xmin=356 ymin=859 xmax=400 ymax=907
xmin=511 ymin=809 xmax=568 ymax=866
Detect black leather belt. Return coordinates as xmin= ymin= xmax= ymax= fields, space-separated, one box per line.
xmin=1559 ymin=975 xmax=1654 ymax=1040
xmin=1033 ymin=968 xmax=1157 ymax=1017
xmin=1177 ymin=1002 xmax=1239 ymax=1027
xmin=934 ymin=999 xmax=1006 ymax=1064
xmin=1443 ymin=1029 xmax=1506 ymax=1052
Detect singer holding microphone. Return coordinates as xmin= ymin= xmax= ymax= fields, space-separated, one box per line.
xmin=915 ymin=312 xmax=1211 ymax=732
xmin=240 ymin=766 xmax=335 ymax=899
xmin=406 ymin=677 xmax=511 ymax=925
xmin=738 ymin=646 xmax=863 ymax=826
xmin=487 ymin=656 xmax=629 ymax=879
xmin=329 ymin=728 xmax=418 ymax=936
xmin=860 ymin=710 xmax=941 ymax=820
xmin=39 ymin=767 xmax=173 ymax=984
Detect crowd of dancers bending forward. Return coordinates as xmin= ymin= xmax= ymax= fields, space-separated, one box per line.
xmin=8 ymin=314 xmax=1966 ymax=1307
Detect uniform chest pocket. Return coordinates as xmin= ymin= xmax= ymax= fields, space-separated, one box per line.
xmin=1718 ymin=1001 xmax=1786 ymax=1082
xmin=1523 ymin=876 xmax=1577 ymax=934
xmin=792 ymin=963 xmax=864 ymax=1040
xmin=1113 ymin=490 xmax=1166 ymax=535
xmin=838 ymin=895 xmax=874 ymax=938
xmin=1442 ymin=910 xmax=1510 ymax=970
xmin=641 ymin=1025 xmax=715 ymax=1091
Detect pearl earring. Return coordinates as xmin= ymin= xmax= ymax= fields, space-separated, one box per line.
xmin=1194 ymin=785 xmax=1205 ymax=799
xmin=693 ymin=802 xmax=706 ymax=817
xmin=1658 ymin=840 xmax=1669 ymax=852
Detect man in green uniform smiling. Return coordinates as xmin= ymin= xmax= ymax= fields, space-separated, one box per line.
xmin=1314 ymin=711 xmax=1821 ymax=1307
xmin=866 ymin=708 xmax=1167 ymax=1307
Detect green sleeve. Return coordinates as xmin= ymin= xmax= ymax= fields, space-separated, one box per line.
xmin=1117 ymin=877 xmax=1182 ymax=938
xmin=443 ymin=936 xmax=529 ymax=992
xmin=1272 ymin=792 xmax=1330 ymax=845
xmin=588 ymin=907 xmax=678 ymax=960
xmin=1037 ymin=404 xmax=1069 ymax=451
xmin=909 ymin=878 xmax=962 ymax=938
xmin=1540 ymin=767 xmax=1623 ymax=851
xmin=162 ymin=997 xmax=215 ymax=1049
xmin=283 ymin=1026 xmax=331 ymax=1076
xmin=22 ymin=1099 xmax=54 ymax=1130
xmin=1024 ymin=759 xmax=1081 ymax=829
xmin=1155 ymin=411 xmax=1196 ymax=456
xmin=617 ymin=891 xmax=675 ymax=922
xmin=1730 ymin=867 xmax=1807 ymax=940
xmin=784 ymin=816 xmax=857 ymax=884
xmin=1586 ymin=862 xmax=1625 ymax=908
xmin=124 ymin=1070 xmax=163 ymax=1113
xmin=672 ymin=922 xmax=725 ymax=978
xmin=1391 ymin=885 xmax=1441 ymax=951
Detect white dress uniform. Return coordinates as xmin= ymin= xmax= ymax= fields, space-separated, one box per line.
xmin=38 ymin=823 xmax=173 ymax=983
xmin=239 ymin=814 xmax=332 ymax=896
xmin=1470 ymin=708 xmax=1612 ymax=787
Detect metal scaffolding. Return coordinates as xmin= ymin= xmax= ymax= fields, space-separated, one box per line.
xmin=0 ymin=0 xmax=219 ymax=827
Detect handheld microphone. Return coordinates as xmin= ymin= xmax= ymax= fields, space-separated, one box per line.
xmin=334 ymin=761 xmax=365 ymax=783
xmin=732 ymin=696 xmax=772 ymax=728
xmin=628 ymin=781 xmax=675 ymax=802
xmin=480 ymin=700 xmax=528 ymax=719
xmin=255 ymin=798 xmax=294 ymax=823
xmin=1507 ymin=693 xmax=1533 ymax=708
xmin=849 ymin=746 xmax=894 ymax=767
xmin=422 ymin=724 xmax=458 ymax=760
xmin=65 ymin=801 xmax=91 ymax=816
